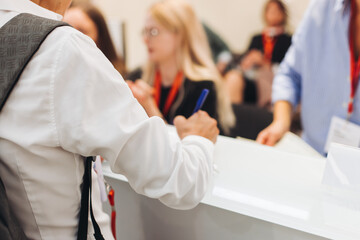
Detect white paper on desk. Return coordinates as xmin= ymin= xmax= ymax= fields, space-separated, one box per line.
xmin=274 ymin=132 xmax=323 ymax=159
xmin=322 ymin=143 xmax=360 ymax=193
xmin=237 ymin=132 xmax=323 ymax=159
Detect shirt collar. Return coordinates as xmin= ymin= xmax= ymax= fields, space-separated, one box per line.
xmin=0 ymin=0 xmax=62 ymax=21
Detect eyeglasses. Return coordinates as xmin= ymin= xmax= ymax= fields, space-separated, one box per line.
xmin=142 ymin=27 xmax=160 ymax=38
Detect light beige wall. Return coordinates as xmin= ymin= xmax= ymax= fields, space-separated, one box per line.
xmin=92 ymin=0 xmax=311 ymax=70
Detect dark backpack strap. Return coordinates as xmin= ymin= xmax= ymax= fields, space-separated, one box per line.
xmin=78 ymin=157 xmax=105 ymax=240
xmin=77 ymin=158 xmax=91 ymax=240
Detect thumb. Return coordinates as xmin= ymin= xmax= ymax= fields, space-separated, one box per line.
xmin=265 ymin=134 xmax=278 ymax=146
xmin=256 ymin=131 xmax=267 ymax=144
xmin=174 ymin=115 xmax=186 ymax=128
xmin=126 ymin=80 xmax=134 ymax=86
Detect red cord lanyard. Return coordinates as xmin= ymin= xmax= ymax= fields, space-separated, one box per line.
xmin=153 ymin=71 xmax=184 ymax=117
xmin=262 ymin=33 xmax=278 ymax=63
xmin=107 ymin=185 xmax=116 ymax=240
xmin=348 ymin=0 xmax=360 ymax=118
xmin=97 ymin=157 xmax=116 ymax=239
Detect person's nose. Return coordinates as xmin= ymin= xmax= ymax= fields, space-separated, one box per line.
xmin=143 ymin=34 xmax=149 ymax=43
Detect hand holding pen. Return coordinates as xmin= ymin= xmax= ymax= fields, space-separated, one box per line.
xmin=174 ymin=89 xmax=219 ymax=144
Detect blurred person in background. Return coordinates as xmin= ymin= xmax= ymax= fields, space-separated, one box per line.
xmin=224 ymin=0 xmax=291 ymax=108
xmin=202 ymin=23 xmax=233 ymax=75
xmin=127 ymin=0 xmax=235 ymax=135
xmin=64 ymin=2 xmax=127 ymax=76
xmin=257 ymin=0 xmax=360 ymax=155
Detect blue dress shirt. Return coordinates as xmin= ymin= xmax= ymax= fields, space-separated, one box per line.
xmin=272 ymin=0 xmax=360 ymax=154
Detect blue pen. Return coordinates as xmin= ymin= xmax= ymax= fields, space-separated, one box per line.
xmin=192 ymin=89 xmax=209 ymax=114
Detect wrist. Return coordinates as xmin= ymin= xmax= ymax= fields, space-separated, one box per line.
xmin=272 ymin=118 xmax=291 ymax=133
xmin=273 ymin=100 xmax=292 ymax=131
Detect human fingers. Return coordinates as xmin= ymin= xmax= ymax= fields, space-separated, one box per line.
xmin=174 ymin=115 xmax=187 ymax=128
xmin=264 ymin=133 xmax=279 ymax=146
xmin=256 ymin=129 xmax=269 ymax=145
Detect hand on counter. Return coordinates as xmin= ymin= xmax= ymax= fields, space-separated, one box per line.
xmin=256 ymin=121 xmax=289 ymax=146
xmin=256 ymin=100 xmax=292 ymax=146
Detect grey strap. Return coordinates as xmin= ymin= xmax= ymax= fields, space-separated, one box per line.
xmin=0 ymin=13 xmax=68 ymax=112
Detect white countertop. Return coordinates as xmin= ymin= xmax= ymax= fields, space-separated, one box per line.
xmin=102 ymin=128 xmax=360 ymax=240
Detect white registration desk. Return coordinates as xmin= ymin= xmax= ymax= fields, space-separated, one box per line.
xmin=102 ymin=129 xmax=360 ymax=240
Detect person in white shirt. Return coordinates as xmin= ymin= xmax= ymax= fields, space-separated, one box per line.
xmin=0 ymin=0 xmax=219 ymax=239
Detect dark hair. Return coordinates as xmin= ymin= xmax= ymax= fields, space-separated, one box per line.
xmin=70 ymin=2 xmax=127 ymax=76
xmin=263 ymin=0 xmax=288 ymax=27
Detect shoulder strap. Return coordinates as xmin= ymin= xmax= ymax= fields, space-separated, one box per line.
xmin=0 ymin=13 xmax=68 ymax=112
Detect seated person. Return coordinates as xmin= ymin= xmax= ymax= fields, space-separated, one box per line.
xmin=64 ymin=2 xmax=127 ymax=76
xmin=224 ymin=0 xmax=291 ymax=108
xmin=127 ymin=0 xmax=235 ymax=135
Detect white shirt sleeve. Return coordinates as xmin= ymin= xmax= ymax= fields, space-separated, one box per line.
xmin=51 ymin=28 xmax=214 ymax=210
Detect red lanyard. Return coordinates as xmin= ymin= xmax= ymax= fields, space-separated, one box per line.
xmin=262 ymin=33 xmax=278 ymax=62
xmin=349 ymin=0 xmax=360 ymax=117
xmin=107 ymin=186 xmax=116 ymax=239
xmin=98 ymin=156 xmax=116 ymax=239
xmin=153 ymin=71 xmax=183 ymax=117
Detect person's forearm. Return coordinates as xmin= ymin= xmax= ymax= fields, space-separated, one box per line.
xmin=110 ymin=117 xmax=214 ymax=210
xmin=273 ymin=100 xmax=292 ymax=130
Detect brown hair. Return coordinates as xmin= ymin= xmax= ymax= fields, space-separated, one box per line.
xmin=263 ymin=0 xmax=288 ymax=27
xmin=70 ymin=2 xmax=127 ymax=76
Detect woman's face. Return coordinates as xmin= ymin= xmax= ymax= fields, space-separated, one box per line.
xmin=143 ymin=14 xmax=179 ymax=64
xmin=264 ymin=2 xmax=285 ymax=27
xmin=63 ymin=7 xmax=98 ymax=43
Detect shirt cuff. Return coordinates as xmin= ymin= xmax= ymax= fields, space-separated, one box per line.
xmin=182 ymin=135 xmax=215 ymax=163
xmin=272 ymin=78 xmax=299 ymax=107
xmin=182 ymin=135 xmax=214 ymax=149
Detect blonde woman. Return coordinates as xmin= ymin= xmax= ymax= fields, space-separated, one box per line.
xmin=127 ymin=0 xmax=235 ymax=134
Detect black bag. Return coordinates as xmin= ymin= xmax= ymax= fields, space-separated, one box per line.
xmin=0 ymin=13 xmax=104 ymax=240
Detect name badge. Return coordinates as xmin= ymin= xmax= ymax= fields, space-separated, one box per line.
xmin=324 ymin=116 xmax=360 ymax=153
xmin=322 ymin=143 xmax=360 ymax=193
xmin=94 ymin=156 xmax=108 ymax=202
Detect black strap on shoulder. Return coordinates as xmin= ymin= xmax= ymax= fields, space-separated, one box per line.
xmin=0 ymin=13 xmax=104 ymax=239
